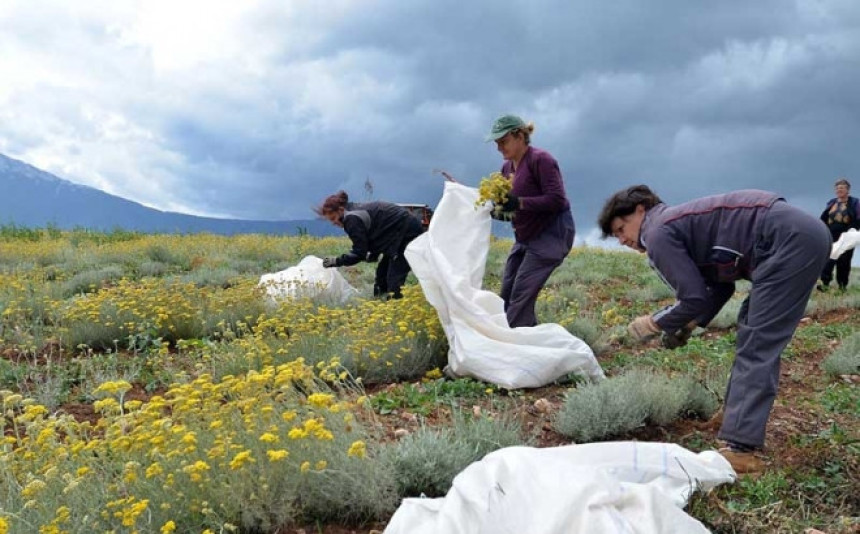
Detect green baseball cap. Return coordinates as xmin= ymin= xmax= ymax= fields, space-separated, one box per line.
xmin=485 ymin=114 xmax=526 ymax=142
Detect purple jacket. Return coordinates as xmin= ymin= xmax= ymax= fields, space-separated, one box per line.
xmin=501 ymin=147 xmax=571 ymax=242
xmin=640 ymin=190 xmax=781 ymax=333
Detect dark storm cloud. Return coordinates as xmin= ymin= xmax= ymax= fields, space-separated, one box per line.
xmin=1 ymin=0 xmax=859 ymax=235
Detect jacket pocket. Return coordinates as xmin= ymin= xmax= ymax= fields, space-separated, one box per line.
xmin=706 ymin=246 xmax=744 ymax=283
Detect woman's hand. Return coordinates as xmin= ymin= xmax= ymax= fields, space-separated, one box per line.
xmin=627 ymin=315 xmax=661 ymax=342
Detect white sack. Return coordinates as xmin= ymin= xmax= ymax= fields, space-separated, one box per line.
xmin=258 ymin=255 xmax=358 ymax=304
xmin=404 ymin=182 xmax=604 ymax=389
xmin=831 ymin=228 xmax=860 ymax=260
xmin=384 ymin=441 xmax=736 ymax=534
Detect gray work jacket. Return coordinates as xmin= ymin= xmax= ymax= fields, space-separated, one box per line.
xmin=640 ymin=190 xmax=781 ymax=333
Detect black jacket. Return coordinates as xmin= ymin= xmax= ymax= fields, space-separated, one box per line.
xmin=336 ymin=201 xmax=418 ymax=266
xmin=820 ymin=196 xmax=860 ymax=239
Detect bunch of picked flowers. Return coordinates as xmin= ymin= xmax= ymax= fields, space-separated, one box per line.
xmin=475 ymin=171 xmax=515 ymax=220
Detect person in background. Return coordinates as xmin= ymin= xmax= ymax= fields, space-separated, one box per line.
xmin=485 ymin=114 xmax=575 ymax=328
xmin=316 ymin=191 xmax=424 ymax=299
xmin=818 ymin=178 xmax=859 ymax=292
xmin=598 ymin=185 xmax=830 ymax=474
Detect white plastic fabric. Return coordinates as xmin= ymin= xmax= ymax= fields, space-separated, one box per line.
xmin=384 ymin=441 xmax=736 ymax=534
xmin=404 ymin=181 xmax=604 ymax=389
xmin=831 ymin=228 xmax=860 ymax=260
xmin=258 ymin=255 xmax=358 ymax=304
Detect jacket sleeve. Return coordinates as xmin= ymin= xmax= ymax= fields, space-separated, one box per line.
xmin=337 ymin=216 xmax=369 ymax=266
xmin=694 ymin=283 xmax=736 ymax=327
xmin=519 ymin=153 xmax=569 ymax=213
xmin=820 ymin=200 xmax=833 ymax=224
xmin=853 ymin=198 xmax=860 ymax=230
xmin=647 ymin=228 xmax=715 ymax=333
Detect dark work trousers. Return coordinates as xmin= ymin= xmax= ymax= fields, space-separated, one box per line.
xmin=718 ymin=201 xmax=831 ymax=449
xmin=820 ymin=245 xmax=854 ymax=289
xmin=500 ymin=210 xmax=575 ymax=327
xmin=374 ymin=217 xmax=424 ymax=299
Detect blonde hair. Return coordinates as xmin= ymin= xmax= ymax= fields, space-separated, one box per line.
xmin=514 ymin=122 xmax=536 ymax=145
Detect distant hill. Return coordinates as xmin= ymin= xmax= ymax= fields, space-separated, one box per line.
xmin=0 ymin=153 xmax=337 ymax=236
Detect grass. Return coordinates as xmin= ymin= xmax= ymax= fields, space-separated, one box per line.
xmin=0 ymin=229 xmax=857 ymax=533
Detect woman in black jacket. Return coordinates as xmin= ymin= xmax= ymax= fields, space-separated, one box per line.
xmin=316 ymin=190 xmax=424 ymax=298
xmin=818 ymin=178 xmax=860 ymax=291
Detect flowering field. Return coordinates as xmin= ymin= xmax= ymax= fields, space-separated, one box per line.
xmin=0 ymin=228 xmax=857 ymax=533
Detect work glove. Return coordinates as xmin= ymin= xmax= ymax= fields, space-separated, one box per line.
xmin=661 ymin=321 xmax=697 ymax=349
xmin=627 ymin=315 xmax=661 ymax=342
xmin=499 ymin=193 xmax=520 ymax=213
xmin=322 ymin=257 xmax=339 ymax=268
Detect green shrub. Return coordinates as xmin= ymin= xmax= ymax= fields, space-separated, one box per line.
xmin=709 ymin=298 xmax=744 ymax=329
xmin=821 ymin=332 xmax=860 ymax=376
xmin=385 ymin=414 xmax=530 ymax=498
xmin=564 ymin=313 xmax=603 ymax=349
xmin=137 ymin=260 xmax=170 ymax=278
xmin=61 ymin=265 xmax=125 ymax=297
xmin=179 ymin=266 xmax=241 ymax=288
xmin=555 ymin=368 xmax=719 ymax=442
xmin=145 ymin=243 xmax=188 ymax=267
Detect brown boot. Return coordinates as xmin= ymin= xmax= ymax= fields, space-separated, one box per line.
xmin=719 ymin=448 xmax=765 ymax=475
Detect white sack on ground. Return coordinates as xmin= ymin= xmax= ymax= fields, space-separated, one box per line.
xmin=258 ymin=255 xmax=358 ymax=304
xmin=831 ymin=228 xmax=860 ymax=260
xmin=384 ymin=441 xmax=736 ymax=534
xmin=404 ymin=181 xmax=604 ymax=389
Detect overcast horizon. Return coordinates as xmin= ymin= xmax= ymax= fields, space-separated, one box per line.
xmin=2 ymin=1 xmax=859 ymax=246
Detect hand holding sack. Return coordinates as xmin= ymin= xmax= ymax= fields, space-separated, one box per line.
xmin=627 ymin=315 xmax=661 ymax=342
xmin=499 ymin=193 xmax=520 ymax=213
xmin=322 ymin=257 xmax=340 ymax=268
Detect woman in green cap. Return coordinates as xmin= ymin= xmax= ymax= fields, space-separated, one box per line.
xmin=486 ymin=114 xmax=575 ymax=327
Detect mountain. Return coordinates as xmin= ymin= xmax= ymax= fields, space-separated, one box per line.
xmin=0 ymin=154 xmax=338 ymax=236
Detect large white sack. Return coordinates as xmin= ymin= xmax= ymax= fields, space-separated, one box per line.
xmin=258 ymin=255 xmax=358 ymax=304
xmin=384 ymin=441 xmax=736 ymax=534
xmin=404 ymin=181 xmax=604 ymax=389
xmin=831 ymin=228 xmax=860 ymax=260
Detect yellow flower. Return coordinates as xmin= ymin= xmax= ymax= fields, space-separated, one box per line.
xmin=0 ymin=517 xmax=9 ymax=534
xmin=424 ymin=368 xmax=443 ymax=380
xmin=288 ymin=427 xmax=308 ymax=440
xmin=300 ymin=461 xmax=311 ymax=473
xmin=21 ymin=479 xmax=47 ymax=498
xmin=307 ymin=393 xmax=335 ymax=408
xmin=347 ymin=440 xmax=367 ymax=458
xmin=259 ymin=432 xmax=278 ymax=443
xmin=94 ymin=380 xmax=133 ymax=396
xmin=266 ymin=449 xmax=289 ymax=462
xmin=315 ymin=460 xmax=327 ymax=470
xmin=160 ymin=521 xmax=176 ymax=533
xmin=229 ymin=450 xmax=254 ymax=470
xmin=146 ymin=463 xmax=164 ymax=479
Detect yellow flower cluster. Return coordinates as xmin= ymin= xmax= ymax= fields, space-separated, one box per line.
xmin=0 ymin=357 xmax=371 ymax=532
xmin=249 ymin=284 xmax=444 ymax=377
xmin=475 ymin=171 xmax=514 ymax=215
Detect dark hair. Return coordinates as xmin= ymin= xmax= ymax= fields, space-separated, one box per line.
xmin=597 ymin=185 xmax=663 ymax=238
xmin=834 ymin=178 xmax=851 ymax=189
xmin=314 ymin=190 xmax=349 ymax=217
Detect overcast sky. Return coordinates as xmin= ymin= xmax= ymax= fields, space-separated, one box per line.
xmin=1 ymin=1 xmax=859 ymax=244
